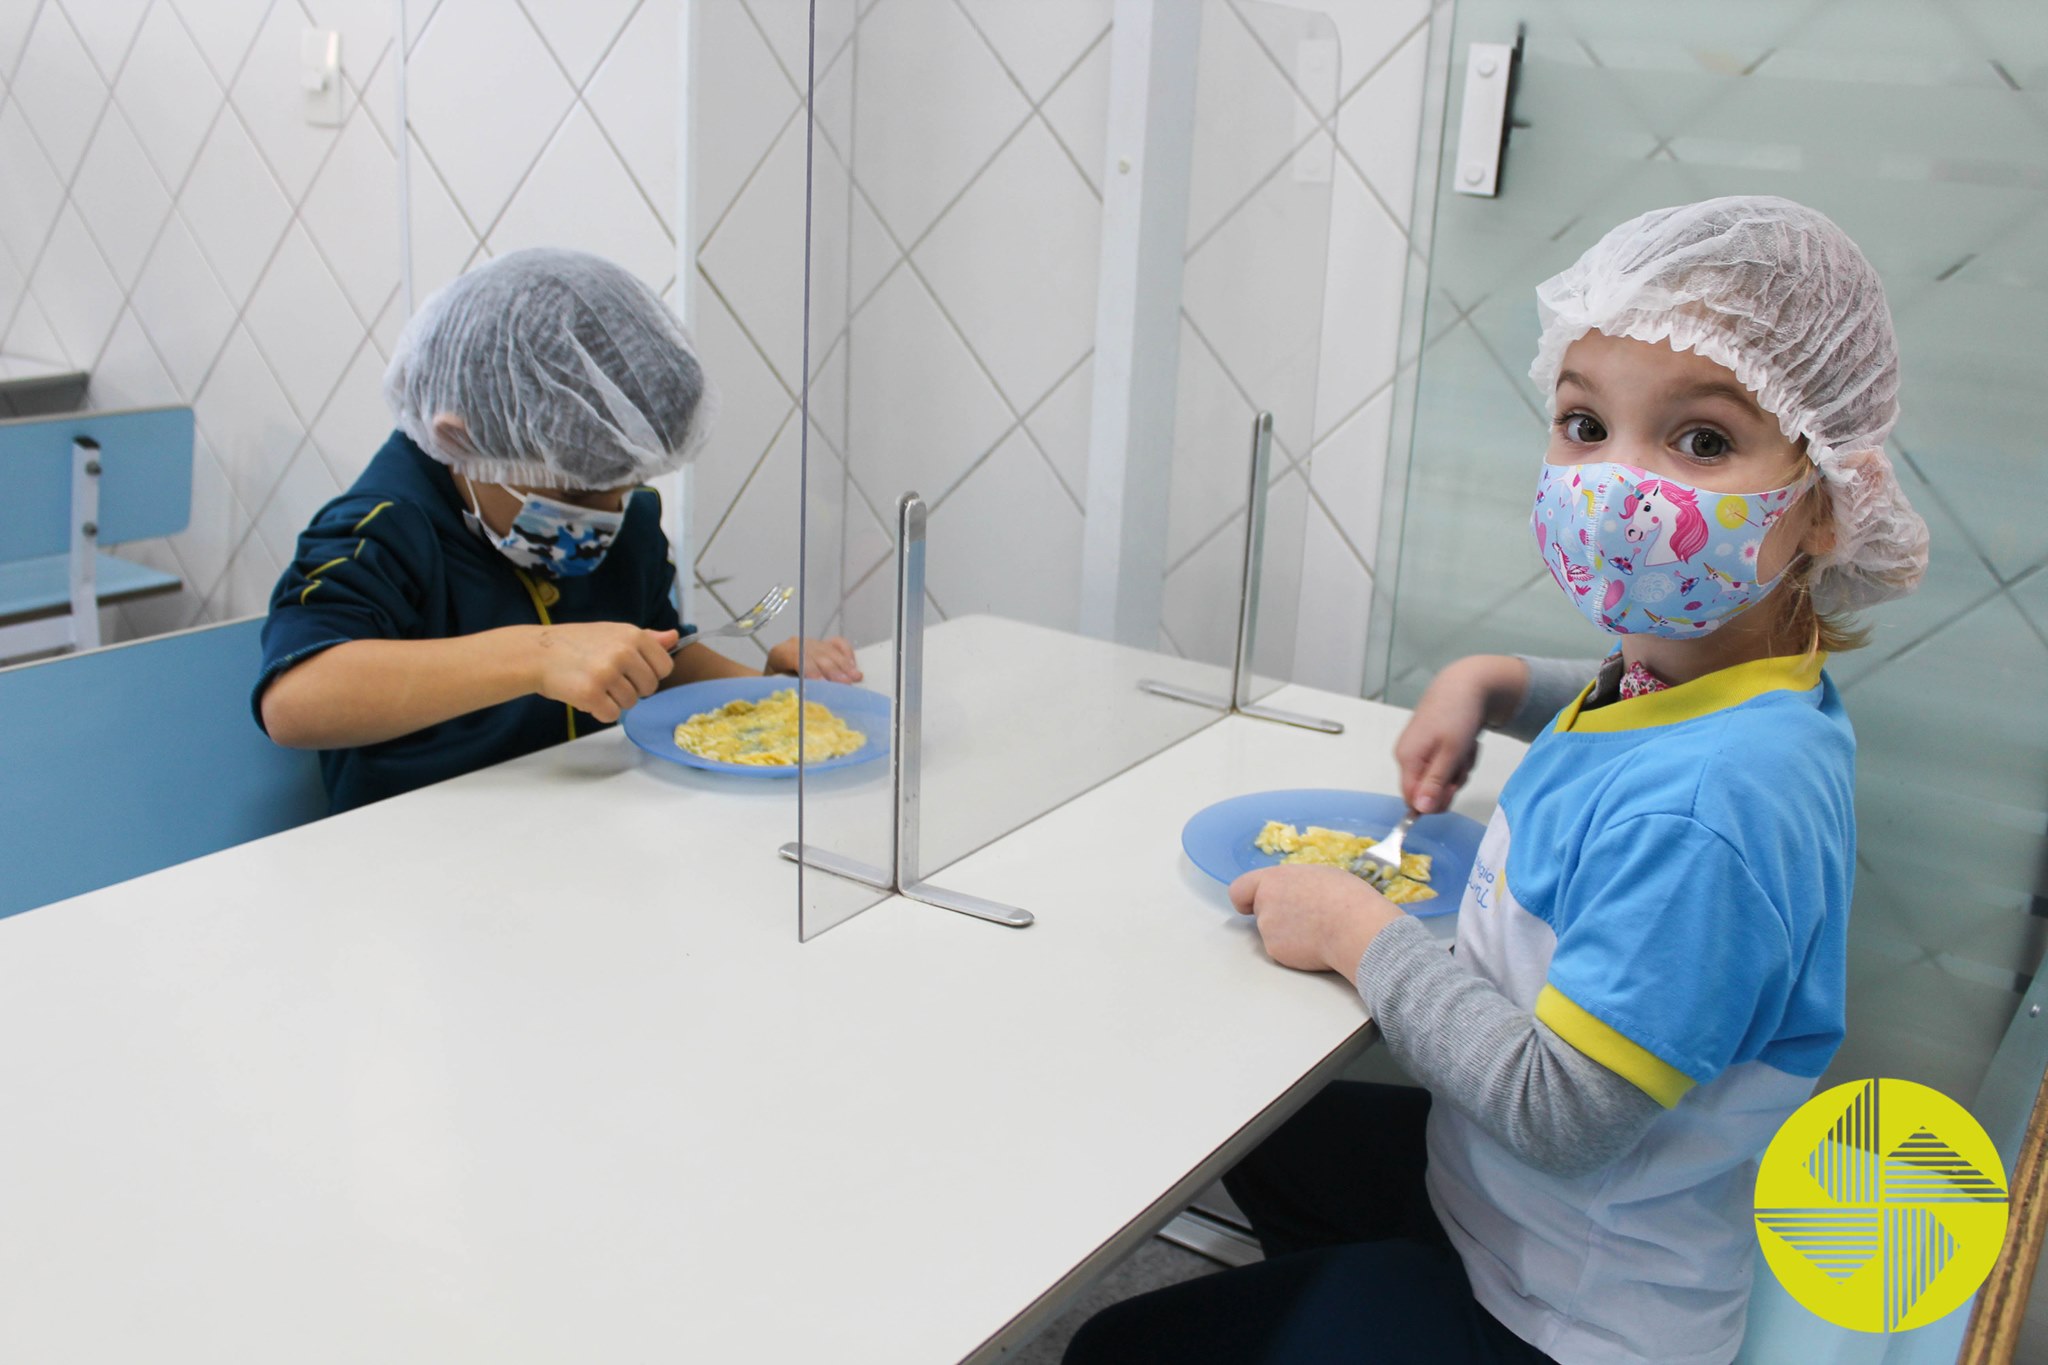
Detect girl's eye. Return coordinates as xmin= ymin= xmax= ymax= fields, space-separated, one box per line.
xmin=1677 ymin=428 xmax=1731 ymax=461
xmin=1556 ymin=413 xmax=1606 ymax=444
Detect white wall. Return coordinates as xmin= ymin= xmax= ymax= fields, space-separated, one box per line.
xmin=689 ymin=0 xmax=1436 ymax=694
xmin=0 ymin=0 xmax=1434 ymax=697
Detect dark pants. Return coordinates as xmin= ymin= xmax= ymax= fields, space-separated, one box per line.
xmin=1062 ymin=1083 xmax=1554 ymax=1365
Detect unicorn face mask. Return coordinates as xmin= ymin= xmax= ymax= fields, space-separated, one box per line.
xmin=1531 ymin=461 xmax=1814 ymax=638
xmin=463 ymin=484 xmax=627 ymax=579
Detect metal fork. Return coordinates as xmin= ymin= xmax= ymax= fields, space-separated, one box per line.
xmin=1350 ymin=809 xmax=1418 ymax=888
xmin=669 ymin=583 xmax=794 ymax=655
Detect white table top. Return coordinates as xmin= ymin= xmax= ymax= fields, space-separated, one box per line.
xmin=0 ymin=617 xmax=1524 ymax=1363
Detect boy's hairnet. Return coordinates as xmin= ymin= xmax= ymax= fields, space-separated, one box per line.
xmin=383 ymin=248 xmax=716 ymax=491
xmin=1529 ymin=195 xmax=1929 ymax=612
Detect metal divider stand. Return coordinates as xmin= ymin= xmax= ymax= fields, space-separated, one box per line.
xmin=779 ymin=494 xmax=1034 ymax=929
xmin=1138 ymin=413 xmax=1342 ymax=734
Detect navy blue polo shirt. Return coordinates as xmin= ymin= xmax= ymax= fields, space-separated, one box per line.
xmin=255 ymin=432 xmax=685 ymax=812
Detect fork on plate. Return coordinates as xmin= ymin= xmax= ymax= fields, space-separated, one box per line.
xmin=1349 ymin=809 xmax=1418 ymax=888
xmin=669 ymin=583 xmax=794 ymax=655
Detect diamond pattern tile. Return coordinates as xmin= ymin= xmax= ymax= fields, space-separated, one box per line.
xmin=169 ymin=0 xmax=269 ymax=86
xmin=0 ymin=237 xmax=25 ymax=327
xmin=846 ymin=264 xmax=1013 ymax=508
xmin=489 ymin=105 xmax=673 ymax=291
xmin=10 ymin=3 xmax=104 ymax=178
xmin=254 ymin=439 xmax=344 ymax=566
xmin=1292 ymin=497 xmax=1372 ymax=693
xmin=1039 ymin=26 xmax=1110 ymax=196
xmin=178 ymin=110 xmax=293 ymax=307
xmin=700 ymin=113 xmax=808 ymax=389
xmin=404 ymin=145 xmax=481 ymax=301
xmin=299 ymin=106 xmax=399 ymax=322
xmin=1022 ymin=353 xmax=1092 ymax=509
xmin=519 ymin=0 xmax=639 ymax=88
xmin=851 ymin=0 xmax=1028 ymax=246
xmin=2 ymin=292 xmax=65 ymax=363
xmin=927 ymin=428 xmax=1082 ymax=630
xmin=1186 ymin=0 xmax=1314 ymax=249
xmin=59 ymin=0 xmax=149 ymax=81
xmin=1337 ymin=21 xmax=1428 ymax=229
xmin=69 ymin=106 xmax=171 ymax=288
xmin=128 ymin=211 xmax=237 ymax=394
xmin=29 ymin=205 xmax=123 ymax=365
xmin=404 ymin=0 xmax=575 ymax=231
xmin=1183 ymin=133 xmax=1338 ymax=461
xmin=0 ymin=100 xmax=66 ymax=266
xmin=1164 ymin=469 xmax=1307 ymax=668
xmin=584 ymin=0 xmax=679 ymax=235
xmin=955 ymin=0 xmax=1109 ymax=103
xmin=685 ymin=0 xmax=794 ymax=237
xmin=690 ymin=284 xmax=796 ymax=551
xmin=912 ymin=118 xmax=1100 ymax=414
xmin=196 ymin=325 xmax=309 ymax=516
xmin=170 ymin=430 xmax=249 ymax=598
xmin=746 ymin=0 xmax=855 ymax=93
xmin=87 ymin=307 xmax=180 ymax=410
xmin=0 ymin=0 xmax=39 ymax=80
xmin=207 ymin=523 xmax=282 ymax=620
xmin=309 ymin=337 xmax=397 ymax=488
xmin=243 ymin=223 xmax=365 ymax=422
xmin=112 ymin=1 xmax=223 ymax=190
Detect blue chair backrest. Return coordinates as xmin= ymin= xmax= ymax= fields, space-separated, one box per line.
xmin=0 ymin=406 xmax=194 ymax=563
xmin=0 ymin=617 xmax=326 ymax=918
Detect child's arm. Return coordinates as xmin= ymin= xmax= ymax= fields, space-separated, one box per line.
xmin=1395 ymin=654 xmax=1605 ymax=811
xmin=261 ymin=623 xmax=678 ymax=749
xmin=1234 ymin=866 xmax=1664 ymax=1179
xmin=656 ymin=635 xmax=865 ymax=687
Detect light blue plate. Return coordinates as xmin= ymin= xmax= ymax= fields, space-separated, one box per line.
xmin=622 ymin=678 xmax=890 ymax=778
xmin=1180 ymin=788 xmax=1485 ymax=918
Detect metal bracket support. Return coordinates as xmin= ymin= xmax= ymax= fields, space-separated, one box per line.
xmin=68 ymin=436 xmax=102 ymax=653
xmin=1138 ymin=413 xmax=1342 ymax=734
xmin=782 ymin=493 xmax=1033 ymax=929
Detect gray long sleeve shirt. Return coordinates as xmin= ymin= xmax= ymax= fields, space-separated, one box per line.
xmin=1354 ymin=654 xmax=1664 ymax=1181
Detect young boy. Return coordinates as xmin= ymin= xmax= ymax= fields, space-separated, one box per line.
xmin=255 ymin=248 xmax=859 ymax=812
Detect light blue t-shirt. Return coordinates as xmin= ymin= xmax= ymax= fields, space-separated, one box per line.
xmin=1430 ymin=653 xmax=1855 ymax=1365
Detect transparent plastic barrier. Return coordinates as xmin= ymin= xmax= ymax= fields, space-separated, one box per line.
xmin=797 ymin=0 xmax=1339 ymax=939
xmin=1374 ymin=0 xmax=2048 ymax=1098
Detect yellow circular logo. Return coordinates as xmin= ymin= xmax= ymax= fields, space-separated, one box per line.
xmin=1755 ymin=1079 xmax=2009 ymax=1332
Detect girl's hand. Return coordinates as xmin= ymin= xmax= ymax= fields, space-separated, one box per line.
xmin=1393 ymin=655 xmax=1527 ymax=813
xmin=1229 ymin=865 xmax=1403 ymax=977
xmin=765 ymin=636 xmax=864 ymax=683
xmin=530 ymin=623 xmax=678 ymax=723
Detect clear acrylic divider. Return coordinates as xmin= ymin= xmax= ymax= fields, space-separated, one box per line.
xmin=796 ymin=1 xmax=1341 ymax=939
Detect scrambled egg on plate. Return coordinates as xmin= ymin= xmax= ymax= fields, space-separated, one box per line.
xmin=1254 ymin=821 xmax=1438 ymax=905
xmin=674 ymin=689 xmax=867 ymax=766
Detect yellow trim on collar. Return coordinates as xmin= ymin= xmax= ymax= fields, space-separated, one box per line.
xmin=1555 ymin=652 xmax=1825 ymax=734
xmin=1536 ymin=985 xmax=1694 ymax=1108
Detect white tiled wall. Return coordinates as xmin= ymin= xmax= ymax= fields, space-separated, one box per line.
xmin=0 ymin=0 xmax=683 ymax=645
xmin=691 ymin=0 xmax=1437 ymax=693
xmin=0 ymin=0 xmax=1434 ymax=697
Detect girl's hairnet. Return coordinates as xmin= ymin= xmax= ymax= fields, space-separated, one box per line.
xmin=1529 ymin=195 xmax=1929 ymax=613
xmin=383 ymin=248 xmax=716 ymax=491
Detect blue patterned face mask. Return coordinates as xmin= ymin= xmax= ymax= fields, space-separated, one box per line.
xmin=1531 ymin=460 xmax=1815 ymax=638
xmin=463 ymin=484 xmax=626 ymax=579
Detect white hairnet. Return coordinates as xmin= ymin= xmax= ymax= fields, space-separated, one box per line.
xmin=1529 ymin=195 xmax=1929 ymax=612
xmin=383 ymin=248 xmax=716 ymax=491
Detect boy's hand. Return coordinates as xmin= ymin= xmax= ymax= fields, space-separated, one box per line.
xmin=1393 ymin=655 xmax=1525 ymax=813
xmin=1229 ymin=865 xmax=1403 ymax=978
xmin=531 ymin=623 xmax=677 ymax=723
xmin=765 ymin=636 xmax=863 ymax=683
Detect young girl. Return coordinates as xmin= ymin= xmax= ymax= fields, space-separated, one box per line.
xmin=1066 ymin=198 xmax=1930 ymax=1363
xmin=255 ymin=249 xmax=859 ymax=812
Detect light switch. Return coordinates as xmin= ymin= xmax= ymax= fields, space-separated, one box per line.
xmin=301 ymin=28 xmax=342 ymax=127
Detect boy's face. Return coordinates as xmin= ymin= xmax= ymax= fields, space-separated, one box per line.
xmin=1546 ymin=331 xmax=1829 ymax=576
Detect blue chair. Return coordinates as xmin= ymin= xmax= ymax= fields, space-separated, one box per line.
xmin=0 ymin=617 xmax=326 ymax=919
xmin=0 ymin=405 xmax=193 ymax=660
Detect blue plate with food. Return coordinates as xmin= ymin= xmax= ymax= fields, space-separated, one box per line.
xmin=622 ymin=678 xmax=890 ymax=777
xmin=1180 ymin=788 xmax=1485 ymax=917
